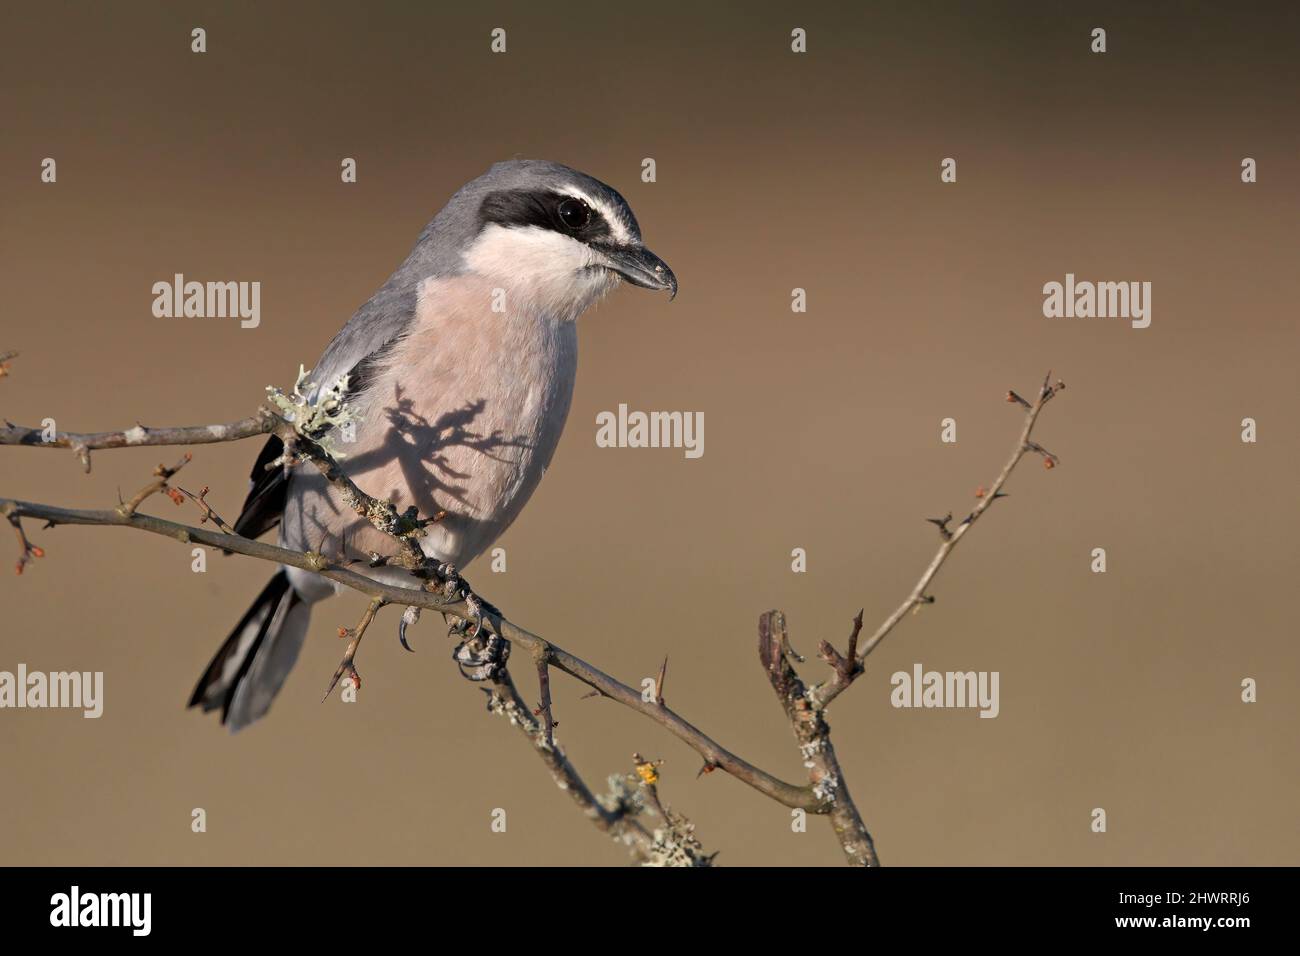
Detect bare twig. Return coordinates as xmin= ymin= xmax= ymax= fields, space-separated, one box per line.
xmin=817 ymin=610 xmax=863 ymax=687
xmin=171 ymin=485 xmax=237 ymax=534
xmin=0 ymin=414 xmax=271 ymax=473
xmin=324 ymin=596 xmax=385 ymax=701
xmin=6 ymin=507 xmax=44 ymax=574
xmin=116 ymin=454 xmax=192 ymax=517
xmin=809 ymin=373 xmax=1065 ymax=710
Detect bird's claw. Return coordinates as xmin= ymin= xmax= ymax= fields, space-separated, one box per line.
xmin=398 ymin=605 xmax=420 ymax=652
xmin=433 ymin=565 xmax=507 ymax=679
xmin=450 ymin=600 xmax=508 ymax=681
xmin=451 ymin=630 xmax=508 ymax=681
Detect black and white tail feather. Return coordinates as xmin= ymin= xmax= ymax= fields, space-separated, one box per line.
xmin=189 ymin=310 xmax=398 ymax=732
xmin=188 ymin=569 xmax=313 ymax=731
xmin=188 ymin=433 xmax=310 ymax=732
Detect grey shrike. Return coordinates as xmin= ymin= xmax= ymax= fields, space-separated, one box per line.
xmin=188 ymin=160 xmax=676 ymax=732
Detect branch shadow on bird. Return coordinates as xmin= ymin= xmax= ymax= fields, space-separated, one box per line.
xmin=299 ymin=383 xmax=533 ymax=563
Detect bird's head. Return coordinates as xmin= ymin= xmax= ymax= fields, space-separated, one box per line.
xmin=430 ymin=160 xmax=676 ymax=321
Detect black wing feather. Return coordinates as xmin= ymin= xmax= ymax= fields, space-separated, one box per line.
xmin=229 ymin=336 xmax=403 ymax=543
xmin=232 ymin=435 xmax=288 ymax=540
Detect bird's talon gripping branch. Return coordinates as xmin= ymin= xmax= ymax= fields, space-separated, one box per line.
xmin=451 ymin=627 xmax=509 ymax=682
xmin=434 ymin=568 xmax=507 ymax=682
xmin=398 ymin=605 xmax=420 ymax=652
xmin=466 ymin=591 xmax=486 ymax=637
xmin=445 ymin=581 xmax=508 ymax=681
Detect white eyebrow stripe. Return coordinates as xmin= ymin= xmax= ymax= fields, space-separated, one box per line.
xmin=559 ymin=187 xmax=633 ymax=245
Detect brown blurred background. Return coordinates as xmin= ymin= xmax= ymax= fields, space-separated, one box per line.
xmin=1 ymin=0 xmax=1297 ymax=866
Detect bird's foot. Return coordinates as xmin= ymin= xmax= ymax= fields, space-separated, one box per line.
xmin=450 ymin=616 xmax=509 ymax=681
xmin=441 ymin=576 xmax=507 ymax=680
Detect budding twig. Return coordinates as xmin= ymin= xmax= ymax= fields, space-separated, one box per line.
xmin=172 ymin=485 xmax=237 ymax=534
xmin=116 ymin=454 xmax=192 ymax=518
xmin=5 ymin=504 xmax=44 ymax=575
xmin=323 ymin=596 xmax=385 ymax=701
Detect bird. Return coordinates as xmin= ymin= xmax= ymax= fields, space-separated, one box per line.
xmin=188 ymin=159 xmax=677 ymax=732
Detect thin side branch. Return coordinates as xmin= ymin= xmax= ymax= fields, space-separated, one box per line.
xmin=172 ymin=485 xmax=238 ymax=534
xmin=117 ymin=454 xmax=192 ymax=518
xmin=810 ymin=373 xmax=1064 ymax=710
xmin=0 ymin=414 xmax=272 ymax=473
xmin=324 ymin=596 xmax=385 ymax=700
xmin=7 ymin=509 xmax=44 ymax=575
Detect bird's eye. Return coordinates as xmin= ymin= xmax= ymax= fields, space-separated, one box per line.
xmin=557 ymin=198 xmax=590 ymax=230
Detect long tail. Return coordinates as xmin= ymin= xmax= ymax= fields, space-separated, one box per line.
xmin=188 ymin=570 xmax=312 ymax=732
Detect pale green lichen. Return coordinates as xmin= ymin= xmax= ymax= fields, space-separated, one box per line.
xmin=266 ymin=365 xmax=362 ymax=459
xmin=600 ymin=772 xmax=716 ymax=867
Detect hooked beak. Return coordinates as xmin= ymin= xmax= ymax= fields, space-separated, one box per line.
xmin=600 ymin=244 xmax=678 ymax=300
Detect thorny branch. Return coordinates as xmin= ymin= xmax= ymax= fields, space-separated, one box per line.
xmin=808 ymin=372 xmax=1065 ymax=711
xmin=1 ymin=353 xmax=1065 ymax=865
